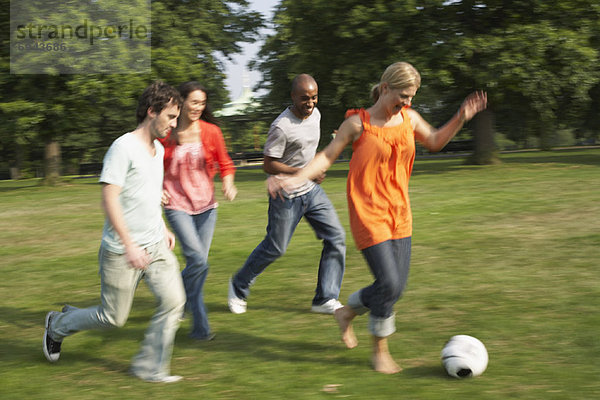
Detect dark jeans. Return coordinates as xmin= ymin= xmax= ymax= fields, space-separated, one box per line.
xmin=360 ymin=237 xmax=411 ymax=319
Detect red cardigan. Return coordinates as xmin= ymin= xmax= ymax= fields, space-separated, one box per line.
xmin=159 ymin=119 xmax=235 ymax=180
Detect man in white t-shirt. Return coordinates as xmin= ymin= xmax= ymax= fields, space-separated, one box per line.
xmin=43 ymin=81 xmax=187 ymax=383
xmin=228 ymin=74 xmax=346 ymax=315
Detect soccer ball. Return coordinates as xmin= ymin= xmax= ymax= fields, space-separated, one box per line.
xmin=441 ymin=335 xmax=488 ymax=378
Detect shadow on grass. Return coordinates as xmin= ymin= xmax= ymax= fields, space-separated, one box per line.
xmin=204 ymin=300 xmax=310 ymax=315
xmin=3 ymin=335 xmax=131 ymax=376
xmin=0 ymin=181 xmax=42 ymax=192
xmin=4 ymin=303 xmax=451 ymax=380
xmin=403 ymin=364 xmax=449 ymax=379
xmin=1 ymin=306 xmax=146 ymax=377
xmin=177 ymin=329 xmax=361 ymax=367
xmin=0 ymin=178 xmax=100 ymax=192
xmin=176 ymin=323 xmax=453 ymax=378
xmin=500 ymin=150 xmax=600 ymax=166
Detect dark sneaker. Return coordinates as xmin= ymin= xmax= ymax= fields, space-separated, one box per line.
xmin=43 ymin=311 xmax=62 ymax=362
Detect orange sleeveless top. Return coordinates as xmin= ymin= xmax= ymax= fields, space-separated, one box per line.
xmin=346 ymin=107 xmax=415 ymax=250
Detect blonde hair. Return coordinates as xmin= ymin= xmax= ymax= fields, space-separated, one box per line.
xmin=371 ymin=62 xmax=421 ymax=102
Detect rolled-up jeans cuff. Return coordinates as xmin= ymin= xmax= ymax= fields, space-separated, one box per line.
xmin=369 ymin=313 xmax=396 ymax=337
xmin=347 ymin=290 xmax=369 ymax=315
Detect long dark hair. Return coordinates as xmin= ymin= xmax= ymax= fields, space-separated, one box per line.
xmin=178 ymin=81 xmax=220 ymax=126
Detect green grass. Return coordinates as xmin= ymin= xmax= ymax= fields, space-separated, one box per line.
xmin=1 ymin=148 xmax=599 ymax=399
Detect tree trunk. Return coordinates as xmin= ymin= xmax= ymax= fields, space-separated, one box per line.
xmin=466 ymin=109 xmax=501 ymax=165
xmin=44 ymin=140 xmax=62 ymax=185
xmin=539 ymin=130 xmax=555 ymax=151
xmin=10 ymin=142 xmax=23 ymax=179
xmin=253 ymin=125 xmax=260 ymax=151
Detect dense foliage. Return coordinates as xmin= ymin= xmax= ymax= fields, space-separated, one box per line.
xmin=1 ymin=1 xmax=599 ymax=179
xmin=254 ymin=0 xmax=600 ymax=152
xmin=0 ymin=0 xmax=263 ymax=180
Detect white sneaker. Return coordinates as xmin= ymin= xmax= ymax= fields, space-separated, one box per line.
xmin=153 ymin=375 xmax=183 ymax=383
xmin=228 ymin=279 xmax=247 ymax=314
xmin=311 ymin=299 xmax=343 ymax=314
xmin=136 ymin=374 xmax=183 ymax=383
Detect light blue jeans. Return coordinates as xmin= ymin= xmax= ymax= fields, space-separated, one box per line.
xmin=164 ymin=207 xmax=217 ymax=339
xmin=49 ymin=240 xmax=186 ymax=381
xmin=232 ymin=184 xmax=346 ymax=305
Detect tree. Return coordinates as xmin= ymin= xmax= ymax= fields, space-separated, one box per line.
xmin=0 ymin=0 xmax=263 ymax=182
xmin=151 ymin=0 xmax=263 ymax=103
xmin=415 ymin=0 xmax=600 ymax=155
xmin=253 ymin=0 xmax=600 ymax=160
xmin=254 ymin=0 xmax=425 ymax=137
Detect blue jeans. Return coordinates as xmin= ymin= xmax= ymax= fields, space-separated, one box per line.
xmin=232 ymin=184 xmax=345 ymax=305
xmin=165 ymin=207 xmax=217 ymax=339
xmin=359 ymin=237 xmax=412 ymax=319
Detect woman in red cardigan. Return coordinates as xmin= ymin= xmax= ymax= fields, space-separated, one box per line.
xmin=160 ymin=81 xmax=236 ymax=341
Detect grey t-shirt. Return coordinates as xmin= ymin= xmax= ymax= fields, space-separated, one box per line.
xmin=99 ymin=132 xmax=165 ymax=253
xmin=263 ymin=106 xmax=320 ymax=197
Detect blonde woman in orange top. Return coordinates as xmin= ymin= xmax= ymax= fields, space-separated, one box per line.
xmin=269 ymin=62 xmax=487 ymax=374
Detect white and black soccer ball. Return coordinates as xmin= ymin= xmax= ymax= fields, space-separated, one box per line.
xmin=441 ymin=335 xmax=488 ymax=378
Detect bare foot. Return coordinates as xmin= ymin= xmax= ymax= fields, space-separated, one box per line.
xmin=334 ymin=306 xmax=358 ymax=349
xmin=372 ymin=352 xmax=402 ymax=374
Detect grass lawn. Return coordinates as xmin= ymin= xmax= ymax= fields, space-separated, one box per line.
xmin=0 ymin=148 xmax=598 ymax=399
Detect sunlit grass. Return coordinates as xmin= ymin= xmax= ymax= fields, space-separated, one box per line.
xmin=1 ymin=148 xmax=598 ymax=399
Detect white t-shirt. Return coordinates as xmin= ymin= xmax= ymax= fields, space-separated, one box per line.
xmin=99 ymin=132 xmax=165 ymax=253
xmin=263 ymin=107 xmax=320 ymax=197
